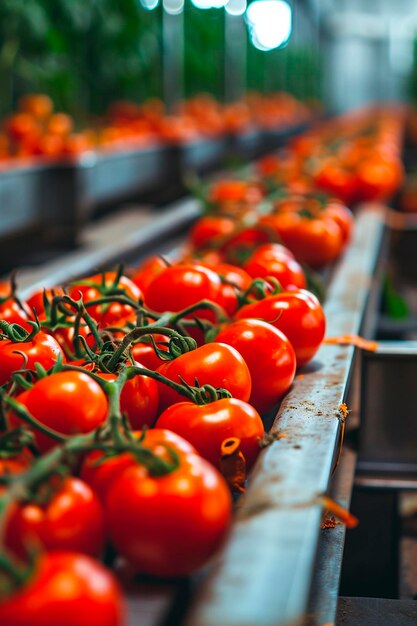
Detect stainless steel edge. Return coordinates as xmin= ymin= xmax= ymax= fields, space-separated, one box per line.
xmin=185 ymin=205 xmax=387 ymax=626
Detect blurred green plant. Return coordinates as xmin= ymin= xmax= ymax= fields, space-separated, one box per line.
xmin=0 ymin=0 xmax=163 ymax=118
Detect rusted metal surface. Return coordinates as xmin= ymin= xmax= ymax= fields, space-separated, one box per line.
xmin=185 ymin=205 xmax=386 ymax=626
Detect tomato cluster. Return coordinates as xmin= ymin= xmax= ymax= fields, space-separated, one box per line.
xmin=2 ymin=105 xmax=405 ymax=623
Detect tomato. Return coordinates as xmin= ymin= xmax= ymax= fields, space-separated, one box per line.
xmin=355 ymin=153 xmax=404 ymax=201
xmin=0 ymin=552 xmax=124 ymax=626
xmin=18 ymin=94 xmax=54 ymax=120
xmin=98 ymin=364 xmax=159 ymax=430
xmin=8 ymin=371 xmax=108 ymax=452
xmin=81 ymin=428 xmax=197 ymax=501
xmin=243 ymin=243 xmax=306 ymax=290
xmin=0 ymin=331 xmax=64 ymax=386
xmin=145 ymin=263 xmax=223 ymax=319
xmin=156 ymin=397 xmax=263 ymax=469
xmin=0 ymin=282 xmax=31 ymax=330
xmin=130 ymin=255 xmax=169 ymax=297
xmin=322 ymin=201 xmax=354 ymax=245
xmin=105 ymin=452 xmax=232 ymax=577
xmin=68 ymin=272 xmax=142 ymax=327
xmin=199 ymin=262 xmax=252 ymax=316
xmin=260 ymin=210 xmax=344 ymax=269
xmin=209 ymin=179 xmax=263 ymax=205
xmin=5 ymin=477 xmax=105 ymax=558
xmin=236 ymin=289 xmax=326 ymax=368
xmin=131 ymin=333 xmax=170 ymax=370
xmin=214 ymin=319 xmax=296 ymax=414
xmin=188 ymin=215 xmax=236 ymax=249
xmin=221 ymin=225 xmax=272 ymax=266
xmin=156 ymin=342 xmax=252 ymax=411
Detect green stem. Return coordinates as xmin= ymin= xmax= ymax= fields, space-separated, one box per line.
xmin=1 ymin=394 xmax=68 ymax=443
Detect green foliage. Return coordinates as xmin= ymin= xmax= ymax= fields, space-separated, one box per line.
xmin=184 ymin=3 xmax=225 ymax=100
xmin=0 ymin=0 xmax=163 ymax=118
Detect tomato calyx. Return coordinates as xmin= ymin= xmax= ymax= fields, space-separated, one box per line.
xmin=238 ymin=277 xmax=282 ymax=307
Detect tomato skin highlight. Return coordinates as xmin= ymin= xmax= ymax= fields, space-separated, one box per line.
xmin=214 ymin=319 xmax=296 ymax=414
xmin=156 ymin=342 xmax=252 ymax=411
xmin=0 ymin=551 xmax=125 ymax=626
xmin=5 ymin=477 xmax=106 ymax=558
xmin=236 ymin=289 xmax=326 ymax=368
xmin=156 ymin=398 xmax=264 ymax=469
xmin=8 ymin=371 xmax=108 ymax=452
xmin=105 ymin=453 xmax=232 ymax=577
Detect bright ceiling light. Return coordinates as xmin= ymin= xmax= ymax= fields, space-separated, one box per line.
xmin=140 ymin=0 xmax=159 ymax=9
xmin=191 ymin=0 xmax=227 ymax=9
xmin=246 ymin=0 xmax=292 ymax=51
xmin=226 ymin=0 xmax=247 ymax=16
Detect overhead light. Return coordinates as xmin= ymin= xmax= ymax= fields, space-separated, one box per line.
xmin=140 ymin=0 xmax=159 ymax=9
xmin=226 ymin=0 xmax=247 ymax=16
xmin=163 ymin=0 xmax=184 ymax=13
xmin=246 ymin=0 xmax=292 ymax=51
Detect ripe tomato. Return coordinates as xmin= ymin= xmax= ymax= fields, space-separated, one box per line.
xmin=188 ymin=215 xmax=236 ymax=248
xmin=243 ymin=243 xmax=306 ymax=290
xmin=105 ymin=452 xmax=232 ymax=577
xmin=156 ymin=397 xmax=263 ymax=469
xmin=130 ymin=255 xmax=169 ymax=297
xmin=145 ymin=263 xmax=223 ymax=319
xmin=156 ymin=342 xmax=252 ymax=411
xmin=26 ymin=287 xmax=66 ymax=321
xmin=214 ymin=319 xmax=296 ymax=414
xmin=8 ymin=371 xmax=108 ymax=452
xmin=236 ymin=289 xmax=326 ymax=368
xmin=68 ymin=271 xmax=142 ymax=327
xmin=0 ymin=451 xmax=33 ymax=477
xmin=0 ymin=551 xmax=125 ymax=626
xmin=0 ymin=282 xmax=31 ymax=330
xmin=199 ymin=262 xmax=253 ymax=316
xmin=260 ymin=210 xmax=344 ymax=269
xmin=98 ymin=364 xmax=159 ymax=430
xmin=5 ymin=477 xmax=105 ymax=558
xmin=81 ymin=428 xmax=197 ymax=501
xmin=0 ymin=331 xmax=64 ymax=386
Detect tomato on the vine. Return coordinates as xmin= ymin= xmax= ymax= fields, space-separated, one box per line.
xmin=5 ymin=477 xmax=105 ymax=558
xmin=156 ymin=342 xmax=252 ymax=411
xmin=8 ymin=371 xmax=108 ymax=452
xmin=81 ymin=428 xmax=197 ymax=502
xmin=0 ymin=331 xmax=64 ymax=386
xmin=0 ymin=552 xmax=125 ymax=626
xmin=105 ymin=451 xmax=232 ymax=577
xmin=156 ymin=397 xmax=264 ymax=469
xmin=68 ymin=271 xmax=142 ymax=328
xmin=98 ymin=364 xmax=159 ymax=430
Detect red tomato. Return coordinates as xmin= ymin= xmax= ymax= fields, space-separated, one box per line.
xmin=236 ymin=289 xmax=326 ymax=368
xmin=145 ymin=263 xmax=223 ymax=319
xmin=5 ymin=477 xmax=105 ymax=558
xmin=0 ymin=282 xmax=31 ymax=330
xmin=105 ymin=452 xmax=232 ymax=577
xmin=98 ymin=364 xmax=159 ymax=430
xmin=260 ymin=210 xmax=344 ymax=269
xmin=243 ymin=243 xmax=306 ymax=290
xmin=0 ymin=551 xmax=125 ymax=626
xmin=215 ymin=319 xmax=296 ymax=414
xmin=9 ymin=371 xmax=108 ymax=452
xmin=81 ymin=428 xmax=197 ymax=501
xmin=156 ymin=342 xmax=252 ymax=411
xmin=68 ymin=271 xmax=142 ymax=327
xmin=156 ymin=397 xmax=263 ymax=469
xmin=130 ymin=255 xmax=169 ymax=297
xmin=0 ymin=331 xmax=64 ymax=386
xmin=26 ymin=287 xmax=66 ymax=321
xmin=188 ymin=215 xmax=236 ymax=248
xmin=0 ymin=451 xmax=33 ymax=477
xmin=199 ymin=262 xmax=253 ymax=316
